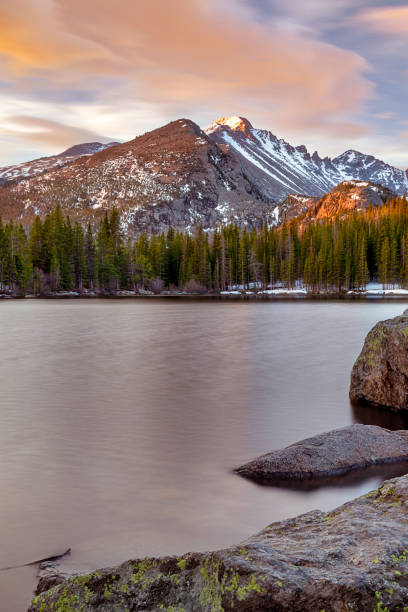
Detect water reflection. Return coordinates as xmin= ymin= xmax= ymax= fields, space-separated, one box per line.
xmin=239 ymin=459 xmax=408 ymax=491
xmin=352 ymin=399 xmax=408 ymax=430
xmin=0 ymin=298 xmax=407 ymax=610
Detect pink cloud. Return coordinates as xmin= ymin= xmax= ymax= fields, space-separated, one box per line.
xmin=356 ymin=6 xmax=408 ymax=34
xmin=0 ymin=0 xmax=373 ymax=140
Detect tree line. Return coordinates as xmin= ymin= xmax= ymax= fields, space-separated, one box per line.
xmin=1 ymin=198 xmax=408 ymax=295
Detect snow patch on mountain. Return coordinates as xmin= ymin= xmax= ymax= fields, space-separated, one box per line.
xmin=1 ymin=116 xmax=406 ymax=235
xmin=205 ymin=119 xmax=408 ymax=200
xmin=0 ymin=142 xmax=118 ymax=184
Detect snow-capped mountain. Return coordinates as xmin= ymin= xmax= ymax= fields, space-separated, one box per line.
xmin=0 ymin=141 xmax=119 ymax=184
xmin=0 ymin=119 xmax=276 ymax=232
xmin=332 ymin=150 xmax=408 ymax=195
xmin=0 ymin=115 xmax=404 ymax=234
xmin=206 ymin=117 xmax=408 ymax=200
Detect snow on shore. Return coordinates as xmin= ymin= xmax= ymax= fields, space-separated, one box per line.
xmin=348 ymin=282 xmax=408 ymax=295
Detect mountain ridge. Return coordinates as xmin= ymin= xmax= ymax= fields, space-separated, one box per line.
xmin=0 ymin=115 xmax=405 ymax=234
xmin=0 ymin=141 xmax=119 ymax=185
xmin=0 ymin=119 xmax=277 ymax=232
xmin=206 ymin=116 xmax=408 ymax=200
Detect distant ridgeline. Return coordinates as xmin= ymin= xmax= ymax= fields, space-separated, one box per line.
xmin=1 ymin=199 xmax=408 ymax=295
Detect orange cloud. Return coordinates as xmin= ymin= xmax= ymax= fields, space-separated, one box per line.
xmin=0 ymin=1 xmax=112 ymax=73
xmin=356 ymin=6 xmax=408 ymax=34
xmin=0 ymin=0 xmax=372 ymax=135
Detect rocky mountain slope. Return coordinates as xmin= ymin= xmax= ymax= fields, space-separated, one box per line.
xmin=0 ymin=142 xmax=118 ymax=185
xmin=270 ymin=180 xmax=394 ymax=225
xmin=206 ymin=116 xmax=408 ymax=201
xmin=333 ymin=149 xmax=408 ymax=194
xmin=277 ymin=193 xmax=319 ymax=223
xmin=303 ymin=180 xmax=395 ymax=222
xmin=0 ymin=119 xmax=277 ymax=233
xmin=0 ymin=115 xmax=405 ymax=234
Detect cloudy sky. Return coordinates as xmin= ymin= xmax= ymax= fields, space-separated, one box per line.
xmin=1 ymin=0 xmax=408 ymax=167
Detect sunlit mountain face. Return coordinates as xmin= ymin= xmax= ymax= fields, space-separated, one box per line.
xmin=0 ymin=116 xmax=405 ymax=234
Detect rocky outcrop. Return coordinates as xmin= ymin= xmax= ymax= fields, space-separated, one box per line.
xmin=307 ymin=180 xmax=395 ymax=221
xmin=235 ymin=424 xmax=408 ymax=482
xmin=350 ymin=311 xmax=408 ymax=411
xmin=29 ymin=474 xmax=408 ymax=611
xmin=278 ymin=181 xmax=395 ymax=227
xmin=34 ymin=556 xmax=74 ymax=598
xmin=278 ymin=193 xmax=318 ymax=223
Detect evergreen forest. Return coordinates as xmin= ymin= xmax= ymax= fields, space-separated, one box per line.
xmin=1 ymin=198 xmax=408 ymax=295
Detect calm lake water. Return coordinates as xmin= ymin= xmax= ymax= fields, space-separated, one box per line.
xmin=2 ymin=298 xmax=408 ymax=610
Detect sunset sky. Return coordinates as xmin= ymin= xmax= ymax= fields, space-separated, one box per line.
xmin=1 ymin=0 xmax=408 ymax=168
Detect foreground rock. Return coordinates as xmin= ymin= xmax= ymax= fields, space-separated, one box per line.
xmin=30 ymin=474 xmax=408 ymax=611
xmin=236 ymin=424 xmax=408 ymax=481
xmin=350 ymin=310 xmax=408 ymax=411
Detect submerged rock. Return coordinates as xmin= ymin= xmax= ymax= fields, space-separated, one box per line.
xmin=29 ymin=474 xmax=408 ymax=611
xmin=350 ymin=310 xmax=408 ymax=411
xmin=235 ymin=424 xmax=408 ymax=481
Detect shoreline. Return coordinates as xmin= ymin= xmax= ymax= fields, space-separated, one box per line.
xmin=2 ymin=290 xmax=408 ymax=301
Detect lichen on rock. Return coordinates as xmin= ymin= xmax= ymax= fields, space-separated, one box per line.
xmin=29 ymin=472 xmax=408 ymax=611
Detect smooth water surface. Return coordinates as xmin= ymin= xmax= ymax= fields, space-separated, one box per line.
xmin=1 ymin=298 xmax=408 ymax=610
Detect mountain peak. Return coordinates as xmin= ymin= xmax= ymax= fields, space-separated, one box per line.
xmin=216 ymin=116 xmax=252 ymax=131
xmin=59 ymin=142 xmax=119 ymax=158
xmin=334 ymin=149 xmax=373 ymax=164
xmin=206 ymin=116 xmax=253 ymax=138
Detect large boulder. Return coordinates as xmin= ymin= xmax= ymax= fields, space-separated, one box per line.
xmin=235 ymin=424 xmax=408 ymax=481
xmin=350 ymin=310 xmax=408 ymax=411
xmin=29 ymin=474 xmax=408 ymax=611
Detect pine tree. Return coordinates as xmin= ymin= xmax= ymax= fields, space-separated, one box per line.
xmin=379 ymin=238 xmax=390 ymax=288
